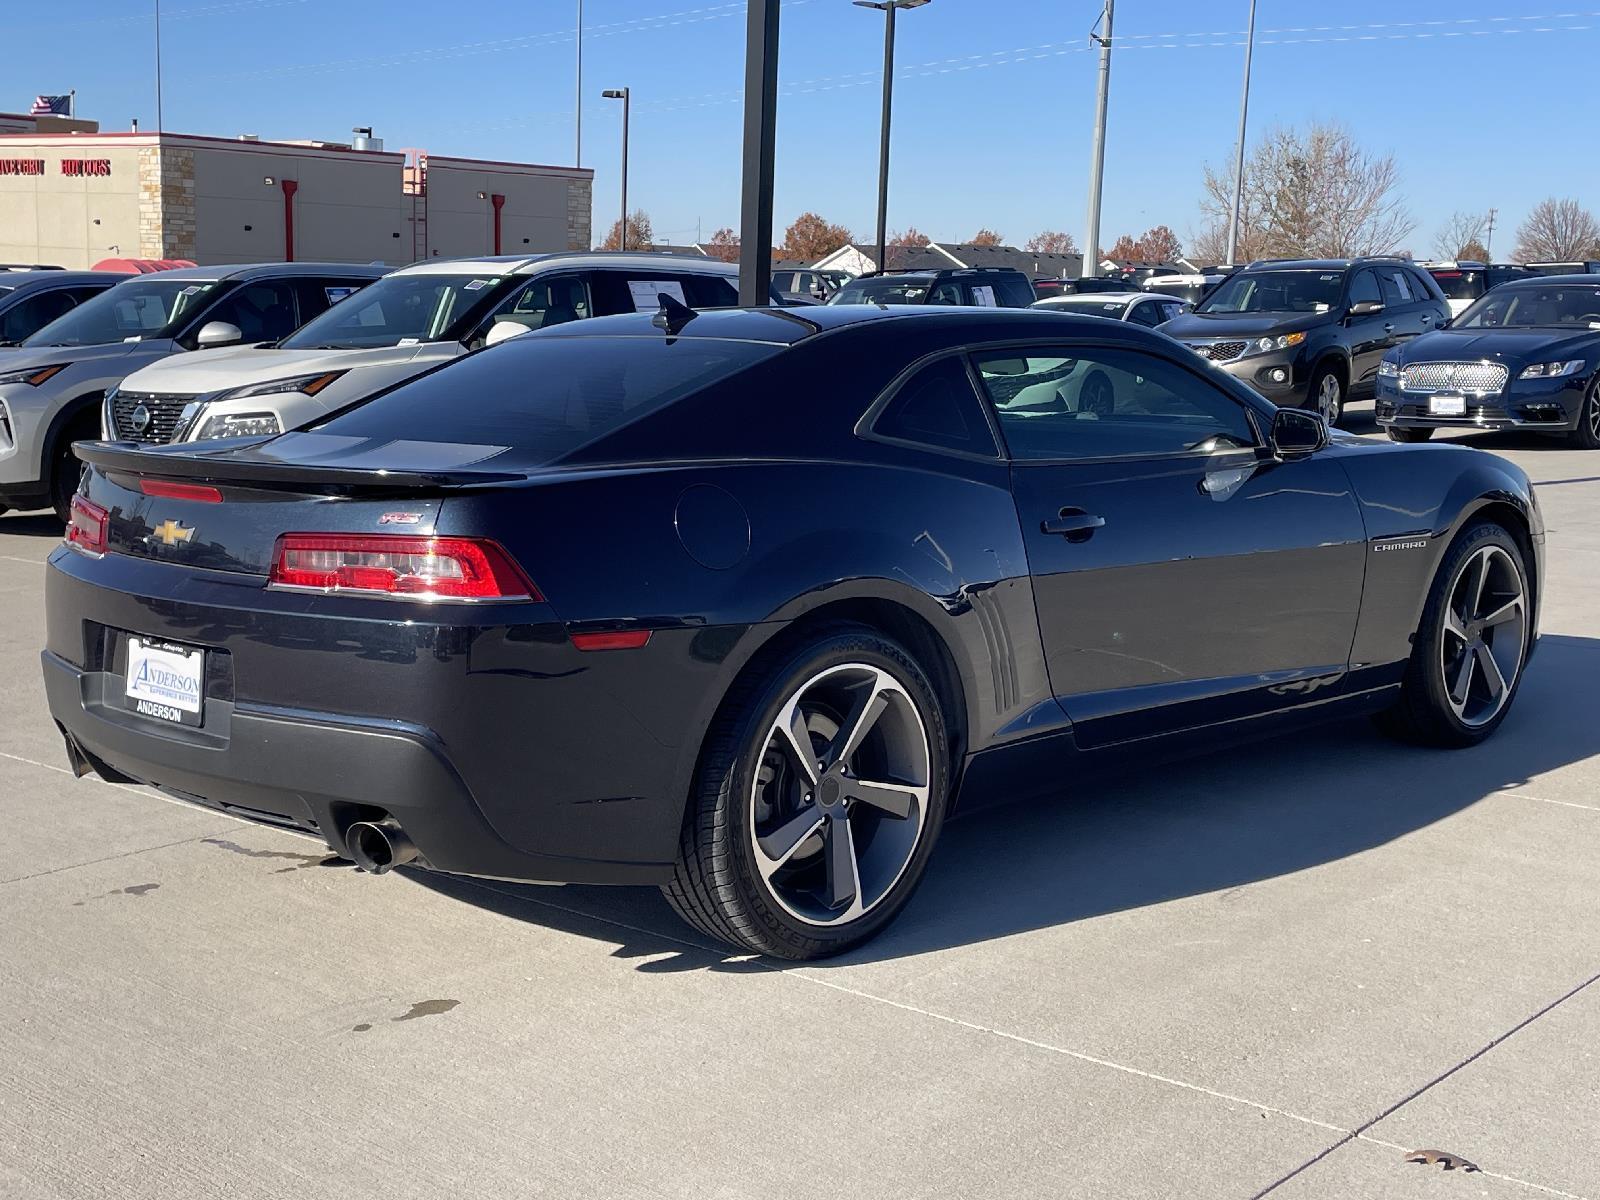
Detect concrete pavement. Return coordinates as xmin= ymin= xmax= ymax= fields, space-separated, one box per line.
xmin=2 ymin=412 xmax=1596 ymax=1199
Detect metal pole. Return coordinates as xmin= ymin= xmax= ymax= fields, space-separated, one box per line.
xmin=154 ymin=0 xmax=164 ymax=131
xmin=619 ymin=89 xmax=629 ymax=250
xmin=1083 ymin=0 xmax=1113 ymax=277
xmin=1485 ymin=207 xmax=1498 ymax=258
xmin=1225 ymin=0 xmax=1257 ymax=266
xmin=737 ymin=0 xmax=780 ymax=307
xmin=575 ymin=0 xmax=583 ymax=166
xmin=874 ymin=4 xmax=895 ymax=274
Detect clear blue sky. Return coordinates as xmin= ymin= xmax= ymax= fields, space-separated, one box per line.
xmin=13 ymin=0 xmax=1597 ymax=256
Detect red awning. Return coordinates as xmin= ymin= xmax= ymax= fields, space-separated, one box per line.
xmin=90 ymin=257 xmax=197 ymax=274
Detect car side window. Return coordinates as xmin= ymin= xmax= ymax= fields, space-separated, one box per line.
xmin=0 ymin=288 xmax=80 ymax=342
xmin=489 ymin=274 xmax=593 ymax=337
xmin=872 ymin=355 xmax=998 ymax=458
xmin=973 ymin=346 xmax=1258 ymax=462
xmin=1127 ymin=300 xmax=1162 ymax=327
xmin=1379 ymin=268 xmax=1415 ymax=306
xmin=1348 ymin=269 xmax=1382 ymax=307
xmin=679 ymin=273 xmax=740 ymax=308
xmin=198 ymin=280 xmax=300 ymax=343
xmin=928 ymin=282 xmax=963 ymax=306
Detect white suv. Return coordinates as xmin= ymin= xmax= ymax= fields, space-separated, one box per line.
xmin=108 ymin=253 xmax=749 ymax=450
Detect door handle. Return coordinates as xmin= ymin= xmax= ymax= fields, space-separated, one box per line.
xmin=1041 ymin=508 xmax=1106 ymax=541
xmin=1383 ymin=322 xmax=1395 ymax=334
xmin=1420 ymin=314 xmax=1433 ymax=324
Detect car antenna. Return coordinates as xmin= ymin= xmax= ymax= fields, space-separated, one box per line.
xmin=653 ymin=293 xmax=699 ymax=335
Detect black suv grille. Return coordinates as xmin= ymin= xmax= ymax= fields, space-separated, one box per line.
xmin=110 ymin=391 xmax=198 ymax=444
xmin=1188 ymin=340 xmax=1247 ymax=362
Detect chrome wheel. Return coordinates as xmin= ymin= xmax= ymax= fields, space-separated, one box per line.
xmin=1315 ymin=371 xmax=1343 ymax=426
xmin=749 ymin=663 xmax=931 ymax=927
xmin=1440 ymin=545 xmax=1526 ymax=728
xmin=1588 ymin=388 xmax=1600 ymax=442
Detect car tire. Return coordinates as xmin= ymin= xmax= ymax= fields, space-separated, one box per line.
xmin=1568 ymin=378 xmax=1600 ymax=449
xmin=664 ymin=624 xmax=950 ymax=960
xmin=1374 ymin=520 xmax=1531 ymax=748
xmin=1307 ymin=363 xmax=1344 ymax=427
xmin=50 ymin=443 xmax=84 ymax=524
xmin=1387 ymin=427 xmax=1434 ymax=443
xmin=1080 ymin=369 xmax=1115 ymax=417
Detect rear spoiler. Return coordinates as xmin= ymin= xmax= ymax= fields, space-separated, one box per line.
xmin=72 ymin=439 xmax=527 ymax=493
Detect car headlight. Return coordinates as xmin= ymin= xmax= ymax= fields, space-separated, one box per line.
xmin=1519 ymin=360 xmax=1585 ymax=379
xmin=0 ymin=363 xmax=68 ymax=387
xmin=212 ymin=371 xmax=345 ymax=402
xmin=1377 ymin=358 xmax=1399 ymax=377
xmin=195 ymin=411 xmax=282 ymax=440
xmin=1248 ymin=332 xmax=1306 ymax=355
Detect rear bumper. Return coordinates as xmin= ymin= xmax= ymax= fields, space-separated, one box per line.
xmin=44 ymin=649 xmax=673 ymax=884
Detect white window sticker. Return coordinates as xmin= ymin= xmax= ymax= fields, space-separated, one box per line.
xmin=463 ymin=279 xmax=491 ymax=291
xmin=1392 ymin=271 xmax=1413 ymax=301
xmin=971 ymin=284 xmax=998 ymax=307
xmin=628 ymin=279 xmax=687 ymax=312
xmin=180 ymin=285 xmax=204 ymax=296
xmin=324 ymin=286 xmax=358 ymax=305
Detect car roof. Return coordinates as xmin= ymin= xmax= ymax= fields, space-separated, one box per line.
xmin=0 ymin=269 xmax=119 ymax=290
xmin=132 ymin=262 xmax=391 ymax=284
xmin=1243 ymin=259 xmax=1358 ymax=272
xmin=525 ymin=303 xmax=1161 ymax=348
xmin=1495 ymin=273 xmax=1600 ymax=287
xmin=393 ymin=251 xmax=740 ymax=278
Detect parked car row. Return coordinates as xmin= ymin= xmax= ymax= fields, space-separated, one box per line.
xmin=44 ymin=295 xmax=1543 ymax=959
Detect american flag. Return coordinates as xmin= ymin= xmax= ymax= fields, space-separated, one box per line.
xmin=30 ymin=95 xmax=71 ymax=116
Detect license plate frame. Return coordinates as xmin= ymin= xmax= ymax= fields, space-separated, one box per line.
xmin=124 ymin=636 xmax=205 ymax=726
xmin=1428 ymin=392 xmax=1468 ymax=417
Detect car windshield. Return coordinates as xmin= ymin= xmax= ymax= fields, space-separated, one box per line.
xmin=280 ymin=273 xmax=513 ymax=349
xmin=22 ymin=278 xmax=220 ymax=347
xmin=315 ymin=334 xmax=783 ymax=463
xmin=831 ymin=277 xmax=933 ymax=305
xmin=1198 ymin=270 xmax=1343 ymax=314
xmin=1429 ymin=270 xmax=1484 ymax=301
xmin=1454 ymin=285 xmax=1600 ymax=329
xmin=1042 ymin=297 xmax=1129 ymax=316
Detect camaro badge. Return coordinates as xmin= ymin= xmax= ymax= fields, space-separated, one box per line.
xmin=152 ymin=519 xmax=195 ymax=547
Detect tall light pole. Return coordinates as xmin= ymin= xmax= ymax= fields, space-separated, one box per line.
xmin=1225 ymin=0 xmax=1258 ymax=266
xmin=575 ymin=0 xmax=584 ymax=166
xmin=1083 ymin=0 xmax=1113 ymax=277
xmin=738 ymin=0 xmax=781 ymax=306
xmin=854 ymin=0 xmax=930 ymax=274
xmin=602 ymin=87 xmax=630 ymax=249
xmin=154 ymin=0 xmax=165 ymax=131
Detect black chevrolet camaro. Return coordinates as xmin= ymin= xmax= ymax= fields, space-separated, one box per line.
xmin=44 ymin=305 xmax=1543 ymax=959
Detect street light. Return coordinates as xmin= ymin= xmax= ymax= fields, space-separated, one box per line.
xmin=853 ymin=0 xmax=931 ymax=275
xmin=602 ymin=87 xmax=630 ymax=250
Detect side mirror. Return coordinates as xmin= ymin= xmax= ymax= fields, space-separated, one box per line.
xmin=1271 ymin=407 xmax=1328 ymax=457
xmin=1348 ymin=300 xmax=1385 ymax=317
xmin=194 ymin=320 xmax=243 ymax=348
xmin=485 ymin=320 xmax=528 ymax=347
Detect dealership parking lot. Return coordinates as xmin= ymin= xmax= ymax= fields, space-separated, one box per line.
xmin=2 ymin=404 xmax=1597 ymax=1200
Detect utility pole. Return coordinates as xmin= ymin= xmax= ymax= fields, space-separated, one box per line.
xmin=737 ymin=0 xmax=780 ymax=307
xmin=602 ymin=88 xmax=630 ymax=248
xmin=1225 ymin=0 xmax=1257 ymax=266
xmin=154 ymin=0 xmax=165 ymax=131
xmin=1485 ymin=208 xmax=1498 ymax=259
xmin=1083 ymin=0 xmax=1114 ymax=277
xmin=856 ymin=1 xmax=931 ymax=274
xmin=575 ymin=0 xmax=584 ymax=166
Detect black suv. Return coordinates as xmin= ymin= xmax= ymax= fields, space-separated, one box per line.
xmin=1158 ymin=257 xmax=1451 ymax=425
xmin=830 ymin=267 xmax=1036 ymax=308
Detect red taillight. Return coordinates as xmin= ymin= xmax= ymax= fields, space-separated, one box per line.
xmin=140 ymin=479 xmax=223 ymax=503
xmin=65 ymin=494 xmax=109 ymax=555
xmin=268 ymin=533 xmax=539 ymax=601
xmin=571 ymin=630 xmax=652 ymax=652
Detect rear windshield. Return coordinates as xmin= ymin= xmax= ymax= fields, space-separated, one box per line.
xmin=23 ymin=277 xmax=222 ymax=347
xmin=281 ymin=272 xmax=515 ymax=349
xmin=315 ymin=334 xmax=783 ymax=461
xmin=831 ymin=277 xmax=934 ymax=305
xmin=1428 ymin=270 xmax=1484 ymax=301
xmin=1041 ymin=297 xmax=1129 ymax=316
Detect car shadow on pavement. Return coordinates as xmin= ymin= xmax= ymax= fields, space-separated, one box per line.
xmin=0 ymin=512 xmax=63 ymax=538
xmin=409 ymin=634 xmax=1600 ymax=970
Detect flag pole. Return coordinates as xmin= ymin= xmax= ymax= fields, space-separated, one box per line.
xmin=69 ymin=90 xmax=76 ymax=119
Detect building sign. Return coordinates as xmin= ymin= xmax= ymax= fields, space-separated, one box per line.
xmin=61 ymin=159 xmax=112 ymax=177
xmin=0 ymin=159 xmax=45 ymax=176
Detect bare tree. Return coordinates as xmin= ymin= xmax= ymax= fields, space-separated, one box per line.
xmin=782 ymin=212 xmax=853 ymax=262
xmin=1196 ymin=122 xmax=1413 ymax=261
xmin=703 ymin=227 xmax=740 ymax=263
xmin=970 ymin=228 xmax=1003 ymax=246
xmin=1025 ymin=230 xmax=1078 ymax=254
xmin=1432 ymin=211 xmax=1489 ymax=261
xmin=1512 ymin=198 xmax=1600 ymax=263
xmin=600 ymin=209 xmax=654 ymax=251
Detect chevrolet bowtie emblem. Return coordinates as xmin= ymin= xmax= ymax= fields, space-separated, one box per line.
xmin=152 ymin=519 xmax=195 ymax=547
